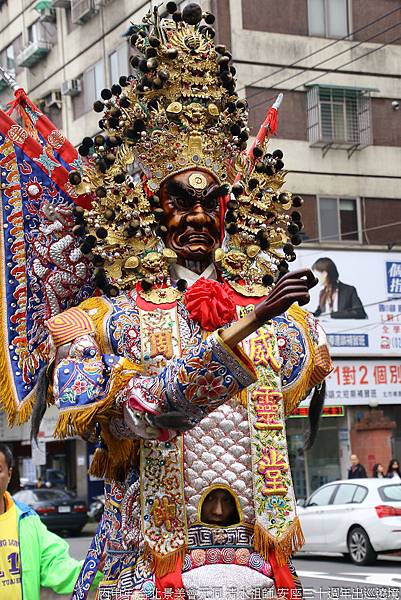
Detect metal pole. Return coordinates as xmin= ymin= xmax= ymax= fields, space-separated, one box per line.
xmin=0 ymin=66 xmax=20 ymax=92
xmin=304 ymin=447 xmax=311 ymax=498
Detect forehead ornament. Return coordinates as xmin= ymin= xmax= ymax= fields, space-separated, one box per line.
xmin=188 ymin=172 xmax=207 ymax=191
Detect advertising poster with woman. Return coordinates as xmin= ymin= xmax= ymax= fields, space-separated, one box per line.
xmin=293 ymin=249 xmax=401 ymax=356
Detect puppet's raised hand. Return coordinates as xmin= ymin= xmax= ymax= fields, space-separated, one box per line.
xmin=253 ymin=269 xmax=317 ymax=325
xmin=221 ymin=269 xmax=318 ymax=348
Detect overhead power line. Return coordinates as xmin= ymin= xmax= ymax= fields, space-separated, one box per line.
xmin=237 ymin=4 xmax=401 ymax=97
xmin=303 ymin=219 xmax=401 ymax=246
xmin=291 ymin=30 xmax=401 ymax=93
xmin=245 ymin=20 xmax=401 ymax=105
xmin=248 ymin=27 xmax=401 ymax=114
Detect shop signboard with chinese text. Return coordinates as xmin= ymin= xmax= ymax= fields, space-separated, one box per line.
xmin=300 ymin=359 xmax=401 ymax=406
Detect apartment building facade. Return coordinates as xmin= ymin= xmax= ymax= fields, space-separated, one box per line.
xmin=1 ymin=0 xmax=401 ymax=498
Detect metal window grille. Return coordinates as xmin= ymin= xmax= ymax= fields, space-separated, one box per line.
xmin=307 ymin=86 xmax=372 ymax=153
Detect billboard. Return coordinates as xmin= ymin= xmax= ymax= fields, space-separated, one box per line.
xmin=299 ymin=358 xmax=401 ymax=406
xmin=293 ymin=249 xmax=401 ymax=356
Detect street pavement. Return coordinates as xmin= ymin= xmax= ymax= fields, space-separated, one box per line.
xmin=41 ymin=528 xmax=401 ymax=599
xmin=294 ymin=553 xmax=401 ymax=599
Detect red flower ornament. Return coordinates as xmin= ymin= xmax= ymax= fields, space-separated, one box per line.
xmin=184 ymin=277 xmax=237 ymax=332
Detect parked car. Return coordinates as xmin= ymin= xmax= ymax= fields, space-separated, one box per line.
xmin=297 ymin=479 xmax=401 ymax=565
xmin=13 ymin=488 xmax=88 ymax=535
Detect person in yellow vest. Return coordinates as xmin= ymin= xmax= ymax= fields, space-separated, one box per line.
xmin=0 ymin=443 xmax=102 ymax=600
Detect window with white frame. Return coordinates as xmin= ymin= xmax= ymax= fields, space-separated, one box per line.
xmin=109 ymin=43 xmax=129 ymax=85
xmin=28 ymin=20 xmax=56 ymax=44
xmin=318 ymin=197 xmax=361 ymax=242
xmin=83 ymin=59 xmax=105 ymax=114
xmin=0 ymin=36 xmax=23 ymax=77
xmin=308 ymin=0 xmax=350 ymax=38
xmin=307 ymin=86 xmax=372 ymax=149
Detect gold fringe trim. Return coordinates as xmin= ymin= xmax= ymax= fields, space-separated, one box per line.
xmin=283 ymin=304 xmax=315 ymax=416
xmin=145 ymin=544 xmax=187 ymax=578
xmin=0 ymin=332 xmax=19 ymax=426
xmin=236 ymin=388 xmax=248 ymax=408
xmin=87 ymin=429 xmax=139 ymax=480
xmin=88 ymin=446 xmax=109 ymax=478
xmin=79 ymin=296 xmax=111 ymax=354
xmin=102 ymin=426 xmax=139 ymax=480
xmin=15 ymin=395 xmax=35 ymax=426
xmin=254 ymin=517 xmax=305 ymax=566
xmin=53 ymin=357 xmax=142 ymax=439
xmin=309 ymin=344 xmax=334 ymax=388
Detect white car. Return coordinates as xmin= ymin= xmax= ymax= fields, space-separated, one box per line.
xmin=297 ymin=478 xmax=401 ymax=565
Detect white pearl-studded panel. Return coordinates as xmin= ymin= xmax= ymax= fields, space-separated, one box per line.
xmin=184 ymin=398 xmax=255 ymax=524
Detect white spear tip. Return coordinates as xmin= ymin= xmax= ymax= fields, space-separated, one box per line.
xmin=272 ymin=93 xmax=283 ymax=110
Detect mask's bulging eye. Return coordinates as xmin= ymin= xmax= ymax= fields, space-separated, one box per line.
xmin=201 ymin=197 xmax=218 ymax=211
xmin=171 ymin=195 xmax=195 ymax=210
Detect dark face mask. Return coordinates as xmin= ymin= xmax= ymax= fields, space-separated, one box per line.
xmin=160 ymin=170 xmax=221 ymax=269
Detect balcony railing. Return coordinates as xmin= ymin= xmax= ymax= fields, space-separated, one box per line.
xmin=16 ymin=40 xmax=53 ymax=68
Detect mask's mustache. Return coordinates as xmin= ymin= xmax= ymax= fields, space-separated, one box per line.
xmin=179 ymin=231 xmax=215 ymax=245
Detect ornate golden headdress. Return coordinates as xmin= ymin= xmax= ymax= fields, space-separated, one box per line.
xmin=69 ymin=2 xmax=303 ymax=301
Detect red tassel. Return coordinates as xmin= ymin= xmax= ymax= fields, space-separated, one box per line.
xmin=269 ymin=550 xmax=297 ymax=599
xmin=6 ymin=88 xmax=27 ymax=116
xmin=264 ymin=106 xmax=278 ymax=136
xmin=219 ymin=194 xmax=229 ymax=241
xmin=155 ymin=556 xmax=184 ymax=599
xmin=249 ymin=106 xmax=279 ymax=160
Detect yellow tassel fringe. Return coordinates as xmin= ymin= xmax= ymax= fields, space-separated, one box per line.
xmin=236 ymin=388 xmax=248 ymax=408
xmin=88 ymin=446 xmax=109 ymax=478
xmin=145 ymin=544 xmax=187 ymax=578
xmin=0 ymin=348 xmax=35 ymax=426
xmin=79 ymin=296 xmax=111 ymax=354
xmin=102 ymin=426 xmax=139 ymax=479
xmin=283 ymin=305 xmax=315 ymax=416
xmin=54 ymin=357 xmax=142 ymax=439
xmin=0 ymin=331 xmax=19 ymax=426
xmin=254 ymin=517 xmax=305 ymax=566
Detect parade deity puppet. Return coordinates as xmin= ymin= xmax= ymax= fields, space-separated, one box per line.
xmin=0 ymin=3 xmax=333 ymax=599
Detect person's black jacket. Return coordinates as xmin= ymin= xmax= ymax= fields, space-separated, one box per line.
xmin=348 ymin=464 xmax=367 ymax=479
xmin=314 ymin=282 xmax=367 ymax=319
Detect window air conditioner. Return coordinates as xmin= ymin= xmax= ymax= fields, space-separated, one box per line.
xmin=45 ymin=90 xmax=62 ymax=109
xmin=61 ymin=79 xmax=82 ymax=96
xmin=71 ymin=0 xmax=97 ymax=24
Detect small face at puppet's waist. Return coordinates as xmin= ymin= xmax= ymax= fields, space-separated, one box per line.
xmin=200 ymin=487 xmax=240 ymax=526
xmin=159 ymin=170 xmax=222 ymax=263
